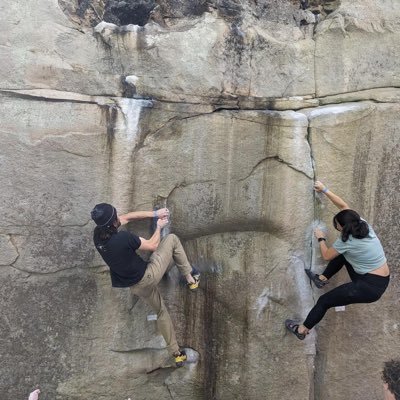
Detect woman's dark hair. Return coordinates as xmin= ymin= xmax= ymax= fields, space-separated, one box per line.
xmin=382 ymin=359 xmax=400 ymax=400
xmin=333 ymin=209 xmax=369 ymax=242
xmin=93 ymin=224 xmax=118 ymax=252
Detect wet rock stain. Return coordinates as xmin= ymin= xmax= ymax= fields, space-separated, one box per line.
xmin=100 ymin=104 xmax=117 ymax=145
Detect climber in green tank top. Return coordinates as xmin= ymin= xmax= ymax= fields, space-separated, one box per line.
xmin=286 ymin=180 xmax=390 ymax=340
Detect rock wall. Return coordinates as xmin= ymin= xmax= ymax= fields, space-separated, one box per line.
xmin=1 ymin=1 xmax=399 ymax=399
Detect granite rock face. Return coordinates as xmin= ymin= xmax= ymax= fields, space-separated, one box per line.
xmin=306 ymin=101 xmax=400 ymax=399
xmin=1 ymin=1 xmax=399 ymax=400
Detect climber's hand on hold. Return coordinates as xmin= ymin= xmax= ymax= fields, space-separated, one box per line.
xmin=314 ymin=228 xmax=326 ymax=239
xmin=156 ymin=208 xmax=169 ymax=219
xmin=314 ymin=181 xmax=327 ymax=192
xmin=157 ymin=216 xmax=169 ymax=229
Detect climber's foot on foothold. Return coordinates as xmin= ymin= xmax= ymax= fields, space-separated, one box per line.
xmin=173 ymin=350 xmax=187 ymax=367
xmin=305 ymin=269 xmax=328 ymax=289
xmin=187 ymin=267 xmax=200 ymax=290
xmin=285 ymin=319 xmax=306 ymax=340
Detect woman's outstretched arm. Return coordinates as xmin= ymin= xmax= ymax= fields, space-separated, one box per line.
xmin=314 ymin=181 xmax=349 ymax=210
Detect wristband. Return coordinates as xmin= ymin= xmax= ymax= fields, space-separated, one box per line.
xmin=318 ymin=237 xmax=326 ymax=242
xmin=322 ymin=187 xmax=329 ymax=193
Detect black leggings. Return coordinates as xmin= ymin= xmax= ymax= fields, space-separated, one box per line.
xmin=303 ymin=255 xmax=389 ymax=329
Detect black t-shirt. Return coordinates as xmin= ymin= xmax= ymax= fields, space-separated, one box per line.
xmin=95 ymin=230 xmax=148 ymax=287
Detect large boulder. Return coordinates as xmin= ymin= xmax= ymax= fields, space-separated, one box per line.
xmin=1 ymin=0 xmax=400 ymax=399
xmin=0 ymin=91 xmax=318 ymax=399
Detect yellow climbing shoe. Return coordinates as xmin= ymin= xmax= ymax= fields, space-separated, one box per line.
xmin=174 ymin=350 xmax=187 ymax=367
xmin=188 ymin=276 xmax=200 ymax=290
xmin=188 ymin=268 xmax=200 ymax=290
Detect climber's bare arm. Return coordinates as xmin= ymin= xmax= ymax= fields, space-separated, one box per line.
xmin=119 ymin=208 xmax=169 ymax=226
xmin=314 ymin=181 xmax=349 ymax=211
xmin=314 ymin=228 xmax=340 ymax=260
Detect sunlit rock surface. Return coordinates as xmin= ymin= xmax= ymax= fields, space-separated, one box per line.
xmin=0 ymin=1 xmax=399 ymax=399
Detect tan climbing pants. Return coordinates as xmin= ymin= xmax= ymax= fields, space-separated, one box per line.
xmin=129 ymin=234 xmax=192 ymax=355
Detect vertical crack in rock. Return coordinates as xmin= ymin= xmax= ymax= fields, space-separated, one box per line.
xmin=305 ymin=113 xmax=319 ymax=400
xmin=306 ymin=117 xmax=318 ymax=284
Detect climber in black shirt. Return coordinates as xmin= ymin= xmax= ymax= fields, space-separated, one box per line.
xmin=91 ymin=203 xmax=199 ymax=367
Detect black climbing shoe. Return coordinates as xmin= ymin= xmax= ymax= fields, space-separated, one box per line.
xmin=174 ymin=350 xmax=187 ymax=367
xmin=285 ymin=319 xmax=306 ymax=340
xmin=305 ymin=269 xmax=327 ymax=289
xmin=188 ymin=267 xmax=200 ymax=290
